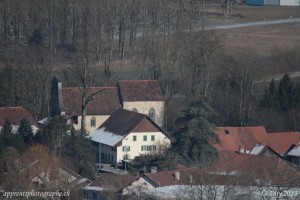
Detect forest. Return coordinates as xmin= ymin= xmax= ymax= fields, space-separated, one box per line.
xmin=1 ymin=0 xmax=299 ymax=132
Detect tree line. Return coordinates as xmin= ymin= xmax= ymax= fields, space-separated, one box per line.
xmin=0 ymin=1 xmax=300 ymax=171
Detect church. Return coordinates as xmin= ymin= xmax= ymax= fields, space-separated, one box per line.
xmin=49 ymin=78 xmax=165 ymax=133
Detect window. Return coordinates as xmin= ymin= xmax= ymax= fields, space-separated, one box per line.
xmin=91 ymin=117 xmax=96 ymax=127
xmin=149 ymin=108 xmax=156 ymax=121
xmin=133 ymin=135 xmax=137 ymax=141
xmin=143 ymin=135 xmax=147 ymax=141
xmin=141 ymin=146 xmax=146 ymax=151
xmin=132 ymin=108 xmax=138 ymax=112
xmin=141 ymin=145 xmax=156 ymax=152
xmin=92 ymin=192 xmax=97 ymax=199
xmin=151 ymin=135 xmax=155 ymax=141
xmin=122 ymin=146 xmax=130 ymax=152
xmin=71 ymin=116 xmax=78 ymax=124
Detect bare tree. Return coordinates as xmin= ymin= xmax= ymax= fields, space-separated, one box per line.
xmin=69 ymin=50 xmax=103 ymax=135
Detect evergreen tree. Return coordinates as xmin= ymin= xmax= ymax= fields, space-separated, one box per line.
xmin=129 ymin=154 xmax=177 ymax=173
xmin=36 ymin=116 xmax=70 ymax=156
xmin=260 ymin=79 xmax=279 ymax=110
xmin=176 ymin=98 xmax=218 ymax=166
xmin=17 ymin=118 xmax=34 ymax=145
xmin=63 ymin=131 xmax=96 ymax=180
xmin=278 ymin=73 xmax=294 ymax=111
xmin=1 ymin=119 xmax=12 ymax=135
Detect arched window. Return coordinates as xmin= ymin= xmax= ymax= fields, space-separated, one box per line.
xmin=132 ymin=108 xmax=138 ymax=112
xmin=91 ymin=117 xmax=96 ymax=127
xmin=149 ymin=108 xmax=156 ymax=122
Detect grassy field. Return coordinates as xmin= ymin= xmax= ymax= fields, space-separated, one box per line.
xmin=206 ymin=5 xmax=300 ymax=77
xmin=222 ymin=21 xmax=300 ymax=56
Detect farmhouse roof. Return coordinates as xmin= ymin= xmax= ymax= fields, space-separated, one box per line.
xmin=216 ymin=151 xmax=300 ymax=185
xmin=0 ymin=107 xmax=37 ymax=126
xmin=214 ymin=126 xmax=271 ymax=152
xmin=85 ymin=174 xmax=137 ymax=192
xmin=61 ymin=87 xmax=121 ymax=116
xmin=214 ymin=127 xmax=300 ymax=156
xmin=99 ymin=109 xmax=167 ymax=136
xmin=268 ymin=132 xmax=300 ymax=156
xmin=143 ymin=168 xmax=197 ymax=187
xmin=90 ymin=109 xmax=172 ymax=146
xmin=117 ymin=80 xmax=164 ymax=102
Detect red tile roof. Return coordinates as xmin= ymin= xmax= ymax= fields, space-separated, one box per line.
xmin=117 ymin=80 xmax=164 ymax=102
xmin=269 ymin=132 xmax=300 ymax=155
xmin=214 ymin=127 xmax=300 ymax=156
xmin=0 ymin=107 xmax=37 ymax=126
xmin=214 ymin=126 xmax=271 ymax=152
xmin=61 ymin=87 xmax=121 ymax=116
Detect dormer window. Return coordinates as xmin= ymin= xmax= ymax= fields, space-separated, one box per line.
xmin=149 ymin=108 xmax=156 ymax=122
xmin=91 ymin=117 xmax=96 ymax=127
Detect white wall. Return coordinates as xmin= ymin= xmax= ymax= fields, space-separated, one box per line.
xmin=72 ymin=115 xmax=110 ymax=133
xmin=123 ymin=101 xmax=165 ymax=127
xmin=280 ymin=0 xmax=300 ymax=6
xmin=116 ymin=131 xmax=171 ymax=162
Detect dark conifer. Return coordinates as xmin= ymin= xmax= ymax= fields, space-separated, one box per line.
xmin=17 ymin=118 xmax=34 ymax=145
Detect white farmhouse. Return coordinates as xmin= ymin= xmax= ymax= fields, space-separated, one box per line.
xmin=89 ymin=109 xmax=172 ymax=164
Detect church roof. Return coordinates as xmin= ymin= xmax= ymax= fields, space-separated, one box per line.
xmin=117 ymin=80 xmax=164 ymax=102
xmin=61 ymin=87 xmax=121 ymax=116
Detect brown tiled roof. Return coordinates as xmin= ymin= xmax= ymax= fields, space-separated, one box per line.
xmin=89 ymin=173 xmax=137 ymax=191
xmin=216 ymin=151 xmax=300 ymax=185
xmin=61 ymin=87 xmax=121 ymax=116
xmin=0 ymin=107 xmax=37 ymax=126
xmin=99 ymin=109 xmax=146 ymax=136
xmin=117 ymin=80 xmax=164 ymax=102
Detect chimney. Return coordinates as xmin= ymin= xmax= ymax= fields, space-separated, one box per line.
xmin=150 ymin=166 xmax=157 ymax=173
xmin=239 ymin=145 xmax=245 ymax=154
xmin=188 ymin=174 xmax=193 ymax=184
xmin=175 ymin=171 xmax=180 ymax=181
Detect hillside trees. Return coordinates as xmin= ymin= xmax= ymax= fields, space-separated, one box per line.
xmin=259 ymin=79 xmax=280 ymax=111
xmin=260 ymin=74 xmax=300 ymax=113
xmin=211 ymin=52 xmax=259 ymax=127
xmin=259 ymin=73 xmax=300 ymax=131
xmin=177 ymin=30 xmax=223 ymax=100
